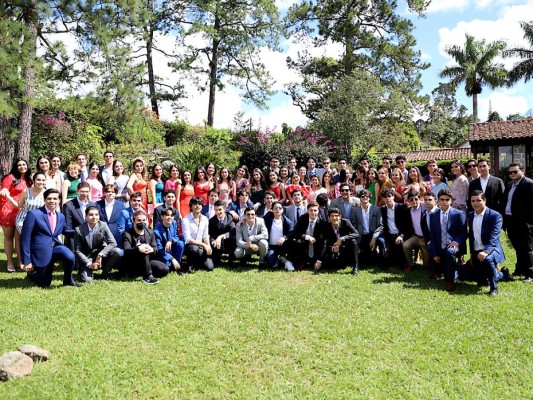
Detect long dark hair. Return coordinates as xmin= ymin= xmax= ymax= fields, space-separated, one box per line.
xmin=3 ymin=158 xmax=31 ymax=187
xmin=88 ymin=161 xmax=105 ymax=186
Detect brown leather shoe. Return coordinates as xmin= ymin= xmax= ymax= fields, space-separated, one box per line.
xmin=446 ymin=282 xmax=456 ymax=292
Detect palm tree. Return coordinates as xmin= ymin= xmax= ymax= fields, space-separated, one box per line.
xmin=440 ymin=34 xmax=507 ymax=123
xmin=505 ymin=21 xmax=533 ymax=85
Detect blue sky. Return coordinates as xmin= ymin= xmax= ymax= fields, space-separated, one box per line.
xmin=154 ymin=0 xmax=533 ymax=130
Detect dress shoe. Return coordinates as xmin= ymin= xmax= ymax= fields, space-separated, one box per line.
xmin=501 ymin=267 xmax=514 ymax=282
xmin=176 ymin=270 xmax=184 ymax=276
xmin=63 ymin=280 xmax=80 ymax=287
xmin=351 ymin=266 xmax=359 ymax=276
xmin=258 ymin=261 xmax=267 ymax=269
xmin=404 ymin=264 xmax=413 ymax=273
xmin=488 ymin=288 xmax=499 ymax=296
xmin=429 ymin=273 xmax=441 ymax=280
xmin=186 ymin=267 xmax=195 ymax=274
xmin=446 ymin=282 xmax=456 ymax=292
xmin=523 ymin=277 xmax=533 ymax=283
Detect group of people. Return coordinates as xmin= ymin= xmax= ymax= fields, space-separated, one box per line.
xmin=1 ymin=152 xmax=532 ymax=295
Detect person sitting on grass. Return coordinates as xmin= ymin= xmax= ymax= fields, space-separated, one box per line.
xmin=122 ymin=210 xmax=168 ymax=284
xmin=153 ymin=207 xmax=185 ymax=275
xmin=234 ymin=206 xmax=269 ymax=268
xmin=74 ymin=206 xmax=121 ymax=282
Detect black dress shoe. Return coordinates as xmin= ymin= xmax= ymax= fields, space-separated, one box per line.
xmin=488 ymin=288 xmax=498 ymax=296
xmin=501 ymin=267 xmax=514 ymax=282
xmin=186 ymin=267 xmax=195 ymax=274
xmin=351 ymin=266 xmax=359 ymax=276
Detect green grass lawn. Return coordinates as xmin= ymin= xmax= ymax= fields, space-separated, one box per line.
xmin=0 ymin=232 xmax=531 ymax=399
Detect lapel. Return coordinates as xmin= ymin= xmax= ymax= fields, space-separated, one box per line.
xmin=74 ymin=199 xmax=84 ymax=221
xmin=41 ymin=208 xmax=54 ymax=234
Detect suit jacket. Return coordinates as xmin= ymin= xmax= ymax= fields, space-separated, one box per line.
xmin=503 ymin=176 xmax=533 ymax=225
xmin=285 ymin=204 xmax=307 ymax=225
xmin=63 ymin=198 xmax=97 ymax=230
xmin=153 ymin=220 xmax=184 ymax=264
xmin=468 ymin=208 xmax=505 ymax=263
xmin=235 ymin=217 xmax=268 ymax=248
xmin=263 ymin=213 xmax=294 ymax=241
xmin=208 ymin=213 xmax=236 ymax=241
xmin=428 ymin=207 xmax=467 ymax=257
xmin=352 ymin=205 xmax=383 ymax=239
xmin=74 ymin=221 xmax=118 ymax=268
xmin=380 ymin=203 xmax=414 ymax=239
xmin=96 ymin=199 xmax=126 ymax=246
xmin=330 ymin=196 xmax=360 ymax=224
xmin=153 ymin=204 xmax=179 ymax=228
xmin=289 ymin=214 xmax=328 ymax=260
xmin=20 ymin=207 xmax=72 ymax=267
xmin=201 ymin=203 xmax=217 ymax=219
xmin=256 ymin=205 xmax=272 ymax=218
xmin=226 ymin=200 xmax=254 ymax=220
xmin=323 ymin=218 xmax=359 ymax=249
xmin=468 ymin=175 xmax=505 ymax=214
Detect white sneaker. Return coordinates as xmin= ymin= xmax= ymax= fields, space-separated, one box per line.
xmin=284 ymin=260 xmax=295 ymax=272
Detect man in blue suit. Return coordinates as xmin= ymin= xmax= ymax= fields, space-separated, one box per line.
xmin=428 ymin=189 xmax=467 ymax=292
xmin=96 ymin=184 xmax=126 ymax=247
xmin=21 ymin=189 xmax=79 ymax=287
xmin=469 ymin=190 xmax=511 ymax=296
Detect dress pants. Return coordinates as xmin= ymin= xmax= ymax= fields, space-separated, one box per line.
xmin=323 ymin=238 xmax=358 ymax=269
xmin=79 ymin=248 xmax=122 ymax=283
xmin=234 ymin=239 xmax=268 ymax=262
xmin=471 ymin=251 xmax=504 ymax=290
xmin=437 ymin=246 xmax=459 ymax=283
xmin=402 ymin=235 xmax=430 ymax=268
xmin=384 ymin=233 xmax=407 ymax=267
xmin=266 ymin=241 xmax=291 ymax=267
xmin=506 ymin=215 xmax=533 ymax=277
xmin=128 ymin=254 xmax=169 ymax=279
xmin=211 ymin=237 xmax=236 ymax=264
xmin=185 ymin=244 xmax=214 ymax=271
xmin=31 ymin=245 xmax=76 ymax=287
xmin=358 ymin=234 xmax=385 ymax=266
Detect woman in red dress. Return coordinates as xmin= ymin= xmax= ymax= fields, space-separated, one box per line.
xmin=179 ymin=170 xmax=194 ymax=218
xmin=0 ymin=158 xmax=31 ymax=272
xmin=194 ymin=166 xmax=213 ymax=205
xmin=127 ymin=157 xmax=149 ymax=211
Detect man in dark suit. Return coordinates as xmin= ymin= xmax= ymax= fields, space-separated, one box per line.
xmin=263 ymin=201 xmax=294 ymax=269
xmin=428 ymin=189 xmax=467 ymax=292
xmin=286 ymin=201 xmax=328 ymax=272
xmin=74 ymin=206 xmax=121 ymax=282
xmin=316 ymin=193 xmax=329 ymax=222
xmin=352 ymin=189 xmax=384 ymax=268
xmin=422 ymin=192 xmax=440 ymax=279
xmin=262 ymin=156 xmax=280 ymax=179
xmin=468 ymin=158 xmax=505 ymax=214
xmin=503 ymin=162 xmax=533 ymax=281
xmin=469 ymin=190 xmax=511 ymax=296
xmin=97 ymin=184 xmax=126 ymax=247
xmin=402 ymin=190 xmax=430 ymax=272
xmin=208 ymin=200 xmax=236 ymax=265
xmin=380 ymin=188 xmax=413 ymax=268
xmin=153 ymin=189 xmax=179 ymax=227
xmin=63 ymin=182 xmax=96 ymax=249
xmin=201 ymin=188 xmax=219 ymax=220
xmin=256 ymin=190 xmax=275 ymax=218
xmin=285 ymin=189 xmax=306 ymax=224
xmin=21 ymin=189 xmax=79 ymax=287
xmin=322 ymin=208 xmax=359 ymax=275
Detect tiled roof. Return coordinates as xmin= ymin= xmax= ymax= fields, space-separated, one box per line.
xmin=469 ymin=118 xmax=533 ymax=141
xmin=376 ymin=148 xmax=473 ymax=162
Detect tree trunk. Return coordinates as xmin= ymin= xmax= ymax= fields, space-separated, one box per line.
xmin=17 ymin=0 xmax=38 ymax=161
xmin=207 ymin=14 xmax=220 ymax=127
xmin=472 ymin=93 xmax=478 ymax=123
xmin=145 ymin=0 xmax=159 ymax=116
xmin=0 ymin=117 xmax=16 ymax=179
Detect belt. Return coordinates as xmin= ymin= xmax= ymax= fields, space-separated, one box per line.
xmin=414 ymin=234 xmax=424 ymax=239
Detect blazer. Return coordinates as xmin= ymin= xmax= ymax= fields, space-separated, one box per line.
xmin=153 ymin=220 xmax=184 ymax=265
xmin=256 ymin=205 xmax=272 ymax=218
xmin=323 ymin=218 xmax=359 ymax=249
xmin=226 ymin=200 xmax=254 ymax=220
xmin=96 ymin=199 xmax=126 ymax=246
xmin=263 ymin=213 xmax=294 ymax=241
xmin=74 ymin=221 xmax=118 ymax=268
xmin=208 ymin=213 xmax=236 ymax=241
xmin=285 ymin=204 xmax=307 ymax=225
xmin=289 ymin=214 xmax=328 ymax=260
xmin=352 ymin=205 xmax=383 ymax=239
xmin=427 ymin=207 xmax=467 ymax=257
xmin=468 ymin=175 xmax=505 ymax=214
xmin=63 ymin=198 xmax=97 ymax=230
xmin=503 ymin=176 xmax=533 ymax=224
xmin=330 ymin=196 xmax=360 ymax=224
xmin=20 ymin=207 xmax=72 ymax=267
xmin=235 ymin=217 xmax=268 ymax=249
xmin=468 ymin=208 xmax=505 ymax=263
xmin=380 ymin=203 xmax=414 ymax=239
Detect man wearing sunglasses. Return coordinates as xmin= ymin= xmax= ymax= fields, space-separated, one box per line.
xmin=234 ymin=207 xmax=269 ymax=268
xmin=330 ymin=183 xmax=360 ymax=224
xmin=503 ymin=162 xmax=533 ymax=282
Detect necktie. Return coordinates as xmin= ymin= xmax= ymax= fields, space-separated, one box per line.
xmin=218 ymin=219 xmax=223 ymax=229
xmin=48 ymin=210 xmax=56 ymax=234
xmin=296 ymin=207 xmax=301 ymax=219
xmin=307 ymin=220 xmax=315 ymax=258
xmin=441 ymin=212 xmax=448 ymax=249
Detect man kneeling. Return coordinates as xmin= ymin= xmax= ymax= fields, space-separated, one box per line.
xmin=74 ymin=206 xmax=121 ymax=282
xmin=321 ymin=208 xmax=360 ymax=275
xmin=234 ymin=206 xmax=269 ymax=267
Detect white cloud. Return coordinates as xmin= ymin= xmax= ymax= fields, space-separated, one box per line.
xmin=478 ymin=91 xmax=529 ymax=119
xmin=427 ymin=0 xmax=469 ymax=13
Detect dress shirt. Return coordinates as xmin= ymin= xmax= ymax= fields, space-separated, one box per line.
xmin=473 ymin=209 xmax=486 ymax=251
xmin=269 ymin=218 xmax=284 ymax=245
xmin=208 ymin=204 xmax=215 ymax=219
xmin=182 ymin=213 xmax=209 ymax=244
xmin=386 ymin=205 xmax=398 ymax=234
xmin=105 ymin=200 xmax=114 ymax=220
xmin=246 ymin=221 xmax=256 ymax=237
xmin=410 ymin=205 xmax=423 ymax=236
xmin=505 ymin=177 xmax=522 ymax=216
xmin=77 ymin=197 xmax=89 ymax=217
xmin=101 ymin=167 xmax=113 ymax=184
xmin=480 ymin=175 xmax=490 ymax=193
xmin=88 ymin=225 xmax=95 ymax=246
xmin=361 ymin=206 xmax=370 ymax=235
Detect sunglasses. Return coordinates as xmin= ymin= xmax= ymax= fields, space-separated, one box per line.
xmin=273 ymin=207 xmax=283 ymax=210
xmin=359 ymin=194 xmax=369 ymax=198
xmin=341 ymin=189 xmax=350 ymax=192
xmin=468 ymin=164 xmax=477 ymax=168
xmin=509 ymin=170 xmax=519 ymax=174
